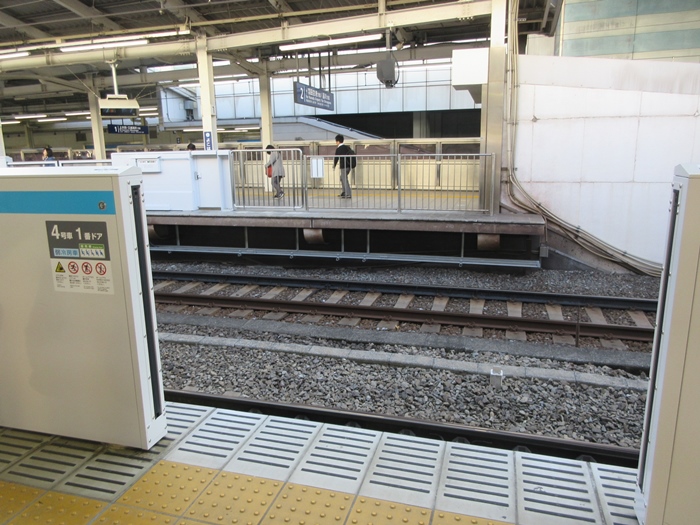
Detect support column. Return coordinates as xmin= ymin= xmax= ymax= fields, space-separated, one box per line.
xmin=196 ymin=35 xmax=218 ymax=150
xmin=259 ymin=65 xmax=273 ymax=147
xmin=0 ymin=124 xmax=6 ymax=161
xmin=88 ymin=87 xmax=107 ymax=160
xmin=481 ymin=0 xmax=507 ymax=214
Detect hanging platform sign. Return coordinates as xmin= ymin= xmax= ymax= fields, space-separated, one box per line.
xmin=107 ymin=124 xmax=148 ymax=135
xmin=294 ymin=81 xmax=334 ymax=111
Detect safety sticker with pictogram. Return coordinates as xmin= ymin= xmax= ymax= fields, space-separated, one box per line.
xmin=48 ymin=220 xmax=113 ymax=295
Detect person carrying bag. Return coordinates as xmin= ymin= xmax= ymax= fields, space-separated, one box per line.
xmin=264 ymin=145 xmax=285 ymax=199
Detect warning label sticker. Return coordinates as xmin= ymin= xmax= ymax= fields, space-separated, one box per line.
xmin=46 ymin=220 xmax=114 ymax=295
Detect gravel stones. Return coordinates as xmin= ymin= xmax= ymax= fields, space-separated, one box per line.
xmin=154 ymin=262 xmax=659 ymax=449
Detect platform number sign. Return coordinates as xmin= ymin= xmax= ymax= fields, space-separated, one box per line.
xmin=46 ymin=220 xmax=114 ymax=295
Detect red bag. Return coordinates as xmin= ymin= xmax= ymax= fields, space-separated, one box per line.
xmin=266 ymin=165 xmax=273 ymax=178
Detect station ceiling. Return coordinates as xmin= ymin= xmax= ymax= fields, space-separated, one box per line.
xmin=0 ymin=0 xmax=561 ymax=121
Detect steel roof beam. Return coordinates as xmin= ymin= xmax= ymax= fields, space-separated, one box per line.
xmin=0 ymin=11 xmax=50 ymax=40
xmin=51 ymin=0 xmax=123 ymax=32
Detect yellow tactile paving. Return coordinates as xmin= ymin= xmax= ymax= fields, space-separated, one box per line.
xmin=265 ymin=484 xmax=353 ymax=525
xmin=183 ymin=472 xmax=283 ymax=524
xmin=118 ymin=461 xmax=218 ymax=516
xmin=7 ymin=490 xmax=106 ymax=525
xmin=1 ymin=461 xmax=515 ymax=525
xmin=0 ymin=481 xmax=43 ymax=523
xmin=432 ymin=510 xmax=513 ymax=525
xmin=348 ymin=497 xmax=431 ymax=525
xmin=95 ymin=504 xmax=181 ymax=524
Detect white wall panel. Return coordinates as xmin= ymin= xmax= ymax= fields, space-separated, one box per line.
xmin=582 ymin=89 xmax=642 ymax=118
xmin=525 ymin=181 xmax=582 ymax=226
xmin=581 ymin=118 xmax=638 ymax=183
xmin=273 ymin=77 xmax=294 ymax=92
xmin=358 ymin=89 xmax=381 ymax=113
xmin=216 ymin=98 xmax=235 ymax=119
xmin=427 ymin=85 xmax=452 ymax=110
xmin=235 ymin=95 xmax=257 ymax=118
xmin=450 ymin=87 xmax=475 ymax=108
xmin=427 ymin=67 xmax=451 ymax=83
xmin=579 ymin=182 xmax=632 ymax=247
xmin=513 ymin=121 xmax=534 ymax=183
xmin=380 ymin=87 xmax=403 ymax=112
xmin=234 ymin=79 xmax=257 ymax=95
xmin=640 ymin=92 xmax=699 ymax=116
xmin=627 ymin=182 xmax=672 ymax=262
xmin=272 ymin=93 xmax=295 ymax=117
xmin=516 ymin=85 xmax=536 ymax=120
xmin=336 ymin=89 xmax=359 ymax=113
xmin=530 ymin=119 xmax=585 ymax=182
xmin=335 ymin=73 xmax=359 ymax=88
xmin=516 ymin=54 xmax=700 ymax=265
xmin=635 ymin=116 xmax=698 ymax=182
xmin=402 ymin=69 xmax=427 ymax=84
xmin=404 ymin=86 xmax=427 ymax=111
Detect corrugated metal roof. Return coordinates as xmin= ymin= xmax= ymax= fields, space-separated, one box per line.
xmin=0 ymin=0 xmax=561 ymax=119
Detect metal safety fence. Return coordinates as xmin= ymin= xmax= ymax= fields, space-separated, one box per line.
xmin=229 ymin=149 xmax=494 ymax=214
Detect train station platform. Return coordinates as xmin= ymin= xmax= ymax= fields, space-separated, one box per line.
xmin=147 ymin=208 xmax=546 ymax=269
xmin=0 ymin=402 xmax=640 ymax=525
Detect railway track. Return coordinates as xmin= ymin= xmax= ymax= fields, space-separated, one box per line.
xmin=165 ymin=389 xmax=640 ymax=469
xmin=153 ymin=270 xmax=656 ymax=349
xmin=155 ymin=268 xmax=651 ymax=449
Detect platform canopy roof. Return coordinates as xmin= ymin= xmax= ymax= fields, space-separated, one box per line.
xmin=0 ymin=0 xmax=561 ymax=121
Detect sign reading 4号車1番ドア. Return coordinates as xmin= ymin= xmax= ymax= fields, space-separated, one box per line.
xmin=46 ymin=220 xmax=114 ymax=294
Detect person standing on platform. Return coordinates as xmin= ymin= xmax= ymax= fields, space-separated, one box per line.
xmin=187 ymin=142 xmax=196 ymax=151
xmin=333 ymin=134 xmax=354 ymax=198
xmin=42 ymin=146 xmax=56 ymax=165
xmin=264 ymin=145 xmax=285 ymax=199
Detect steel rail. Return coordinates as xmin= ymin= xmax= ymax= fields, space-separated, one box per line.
xmin=164 ymin=389 xmax=640 ymax=469
xmin=155 ymin=291 xmax=655 ymax=341
xmin=152 ymin=270 xmax=658 ymax=312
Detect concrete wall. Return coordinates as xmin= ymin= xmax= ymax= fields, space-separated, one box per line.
xmin=514 ymin=54 xmax=700 ymax=265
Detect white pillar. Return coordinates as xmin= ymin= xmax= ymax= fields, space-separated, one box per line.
xmin=481 ymin=0 xmax=507 ymax=214
xmin=196 ymin=35 xmax=218 ymax=150
xmin=259 ymin=66 xmax=273 ymax=147
xmin=88 ymin=88 xmax=107 ymax=160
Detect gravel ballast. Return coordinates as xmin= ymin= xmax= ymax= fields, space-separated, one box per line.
xmin=154 ymin=262 xmax=661 ymax=449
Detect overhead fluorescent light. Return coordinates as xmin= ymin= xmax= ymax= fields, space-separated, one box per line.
xmin=60 ymin=39 xmax=147 ymax=53
xmin=279 ymin=34 xmax=381 ymax=52
xmin=14 ymin=113 xmax=47 ymax=119
xmin=0 ymin=28 xmax=191 ymax=55
xmin=0 ymin=51 xmax=29 ymax=60
xmin=65 ymin=111 xmax=91 ymax=116
xmin=37 ymin=117 xmax=67 ymax=122
xmin=0 ymin=120 xmax=21 ymax=125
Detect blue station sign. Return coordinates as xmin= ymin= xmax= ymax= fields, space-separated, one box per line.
xmin=294 ymin=81 xmax=334 ymax=111
xmin=107 ymin=124 xmax=148 ymax=135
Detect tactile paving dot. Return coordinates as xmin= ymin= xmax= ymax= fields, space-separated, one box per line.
xmin=348 ymin=497 xmax=431 ymax=525
xmin=432 ymin=510 xmax=513 ymax=525
xmin=184 ymin=472 xmax=283 ymax=524
xmin=0 ymin=481 xmax=42 ymax=521
xmin=118 ymin=461 xmax=217 ymax=516
xmin=265 ymin=484 xmax=353 ymax=524
xmin=95 ymin=504 xmax=181 ymax=524
xmin=9 ymin=490 xmax=106 ymax=525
